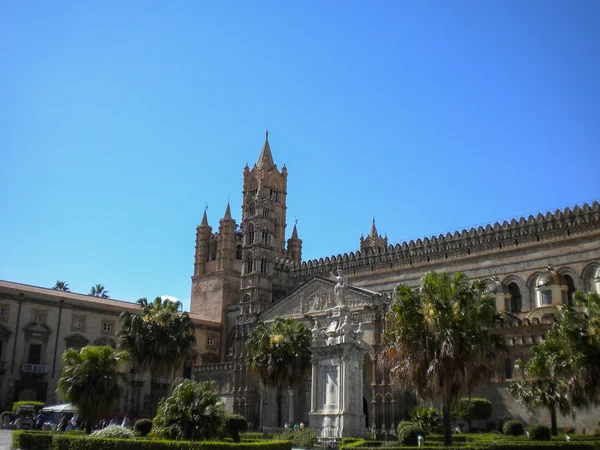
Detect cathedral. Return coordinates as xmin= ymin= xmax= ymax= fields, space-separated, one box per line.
xmin=191 ymin=133 xmax=600 ymax=431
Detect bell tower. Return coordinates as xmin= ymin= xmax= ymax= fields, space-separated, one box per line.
xmin=239 ymin=132 xmax=287 ymax=315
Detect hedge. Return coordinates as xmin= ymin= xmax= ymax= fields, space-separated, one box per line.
xmin=12 ymin=430 xmax=54 ymax=450
xmin=51 ymin=435 xmax=293 ymax=450
xmin=350 ymin=445 xmax=599 ymax=450
xmin=12 ymin=400 xmax=45 ymax=412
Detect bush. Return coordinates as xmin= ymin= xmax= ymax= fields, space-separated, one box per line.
xmin=528 ymin=424 xmax=551 ymax=441
xmin=272 ymin=428 xmax=317 ymax=449
xmin=12 ymin=401 xmax=45 ymax=413
xmin=502 ymin=420 xmax=525 ymax=436
xmin=152 ymin=379 xmax=224 ymax=441
xmin=91 ymin=425 xmax=135 ymax=439
xmin=396 ymin=421 xmax=414 ymax=434
xmin=224 ymin=414 xmax=248 ymax=443
xmin=397 ymin=424 xmax=424 ymax=446
xmin=486 ymin=420 xmax=496 ymax=431
xmin=410 ymin=407 xmax=442 ymax=434
xmin=134 ymin=419 xmax=153 ymax=436
xmin=11 ymin=430 xmax=53 ymax=450
xmin=52 ymin=434 xmax=293 ymax=450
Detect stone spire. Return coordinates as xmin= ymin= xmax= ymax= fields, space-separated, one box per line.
xmin=370 ymin=218 xmax=378 ymax=237
xmin=256 ymin=130 xmax=276 ymax=171
xmin=291 ymin=222 xmax=299 ymax=239
xmin=223 ymin=202 xmax=232 ymax=220
xmin=200 ymin=208 xmax=209 ymax=227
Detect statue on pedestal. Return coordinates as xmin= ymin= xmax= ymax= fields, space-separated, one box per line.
xmin=331 ymin=269 xmax=348 ymax=306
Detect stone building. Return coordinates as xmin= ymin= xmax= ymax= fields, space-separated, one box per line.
xmin=192 ymin=133 xmax=600 ymax=431
xmin=0 ymin=281 xmax=221 ymax=416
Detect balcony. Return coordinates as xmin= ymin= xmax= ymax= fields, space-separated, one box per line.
xmin=129 ymin=373 xmax=145 ymax=384
xmin=21 ymin=363 xmax=48 ymax=374
xmin=154 ymin=376 xmax=172 ymax=386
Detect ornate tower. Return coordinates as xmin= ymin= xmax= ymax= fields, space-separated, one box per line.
xmin=238 ymin=132 xmax=289 ymax=316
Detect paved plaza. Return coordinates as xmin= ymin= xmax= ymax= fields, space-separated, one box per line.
xmin=0 ymin=430 xmax=11 ymax=450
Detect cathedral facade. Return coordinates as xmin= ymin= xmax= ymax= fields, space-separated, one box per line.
xmin=191 ymin=134 xmax=600 ymax=431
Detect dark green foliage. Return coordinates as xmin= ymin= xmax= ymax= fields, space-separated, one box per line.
xmin=272 ymin=428 xmax=317 ymax=449
xmin=528 ymin=424 xmax=551 ymax=441
xmin=410 ymin=407 xmax=442 ymax=434
xmin=224 ymin=414 xmax=248 ymax=443
xmin=456 ymin=398 xmax=493 ymax=423
xmin=135 ymin=419 xmax=153 ymax=436
xmin=152 ymin=379 xmax=224 ymax=441
xmin=12 ymin=401 xmax=45 ymax=412
xmin=503 ymin=420 xmax=525 ymax=436
xmin=51 ymin=434 xmax=292 ymax=450
xmin=397 ymin=420 xmax=415 ymax=434
xmin=397 ymin=424 xmax=424 ymax=446
xmin=11 ymin=430 xmax=53 ymax=450
xmin=487 ymin=420 xmax=497 ymax=431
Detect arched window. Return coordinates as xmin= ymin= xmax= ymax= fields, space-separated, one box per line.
xmin=236 ymin=245 xmax=242 ymax=260
xmin=564 ymin=275 xmax=576 ymax=306
xmin=508 ymin=283 xmax=522 ymax=313
xmin=504 ymin=358 xmax=512 ymax=380
xmin=247 ymin=225 xmax=255 ymax=245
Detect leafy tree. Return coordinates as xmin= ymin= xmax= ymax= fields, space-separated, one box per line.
xmin=455 ymin=398 xmax=493 ymax=430
xmin=52 ymin=281 xmax=70 ymax=292
xmin=152 ymin=379 xmax=224 ymax=441
xmin=381 ymin=271 xmax=505 ymax=446
xmin=57 ymin=345 xmax=129 ymax=434
xmin=509 ymin=293 xmax=600 ymax=436
xmin=90 ymin=284 xmax=110 ymax=298
xmin=246 ymin=318 xmax=311 ymax=427
xmin=118 ymin=297 xmax=196 ymax=416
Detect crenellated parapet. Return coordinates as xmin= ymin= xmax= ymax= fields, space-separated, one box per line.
xmin=289 ymin=201 xmax=600 ymax=278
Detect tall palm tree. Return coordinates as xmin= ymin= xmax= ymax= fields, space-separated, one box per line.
xmin=118 ymin=297 xmax=196 ymax=416
xmin=381 ymin=271 xmax=504 ymax=446
xmin=57 ymin=345 xmax=129 ymax=434
xmin=89 ymin=284 xmax=110 ymax=298
xmin=52 ymin=281 xmax=70 ymax=292
xmin=246 ymin=318 xmax=311 ymax=427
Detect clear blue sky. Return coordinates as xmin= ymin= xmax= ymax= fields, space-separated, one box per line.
xmin=1 ymin=1 xmax=599 ymax=311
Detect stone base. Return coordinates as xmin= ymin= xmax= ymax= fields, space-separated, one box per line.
xmin=309 ymin=411 xmax=366 ymax=440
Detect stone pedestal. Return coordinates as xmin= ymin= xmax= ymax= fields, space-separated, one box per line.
xmin=309 ymin=305 xmax=367 ymax=441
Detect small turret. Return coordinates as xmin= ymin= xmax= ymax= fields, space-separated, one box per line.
xmin=217 ymin=203 xmax=237 ymax=271
xmin=287 ymin=222 xmax=303 ymax=263
xmin=360 ymin=218 xmax=388 ymax=252
xmin=194 ymin=208 xmax=212 ymax=275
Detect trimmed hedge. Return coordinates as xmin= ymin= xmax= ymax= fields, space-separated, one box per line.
xmin=51 ymin=435 xmax=292 ymax=450
xmin=397 ymin=424 xmax=424 ymax=446
xmin=529 ymin=425 xmax=551 ymax=441
xmin=12 ymin=401 xmax=45 ymax=413
xmin=12 ymin=430 xmax=54 ymax=450
xmin=135 ymin=419 xmax=153 ymax=436
xmin=503 ymin=420 xmax=525 ymax=436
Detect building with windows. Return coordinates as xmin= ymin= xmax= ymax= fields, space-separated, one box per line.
xmin=191 ymin=133 xmax=600 ymax=431
xmin=0 ymin=281 xmax=221 ymax=416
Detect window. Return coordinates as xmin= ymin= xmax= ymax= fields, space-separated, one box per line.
xmin=0 ymin=306 xmax=5 ymax=319
xmin=143 ymin=394 xmax=151 ymax=412
xmin=183 ymin=361 xmax=192 ymax=379
xmin=541 ymin=290 xmax=552 ymax=306
xmin=71 ymin=315 xmax=85 ymax=331
xmin=564 ymin=275 xmax=576 ymax=306
xmin=28 ymin=344 xmax=42 ymax=365
xmin=102 ymin=320 xmax=115 ymax=334
xmin=207 ymin=337 xmax=214 ymax=346
xmin=508 ymin=283 xmax=522 ymax=313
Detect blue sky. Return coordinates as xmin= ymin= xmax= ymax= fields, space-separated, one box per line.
xmin=1 ymin=1 xmax=599 ymax=311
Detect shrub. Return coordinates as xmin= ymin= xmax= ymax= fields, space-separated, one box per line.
xmin=397 ymin=424 xmax=424 ymax=446
xmin=91 ymin=425 xmax=135 ymax=439
xmin=52 ymin=434 xmax=293 ymax=450
xmin=152 ymin=379 xmax=224 ymax=441
xmin=396 ymin=421 xmax=414 ymax=434
xmin=502 ymin=420 xmax=525 ymax=436
xmin=272 ymin=428 xmax=317 ymax=449
xmin=12 ymin=401 xmax=45 ymax=413
xmin=134 ymin=419 xmax=153 ymax=436
xmin=410 ymin=407 xmax=442 ymax=434
xmin=224 ymin=414 xmax=248 ymax=443
xmin=528 ymin=424 xmax=551 ymax=441
xmin=11 ymin=430 xmax=53 ymax=450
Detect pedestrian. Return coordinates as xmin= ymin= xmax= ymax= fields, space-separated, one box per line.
xmin=121 ymin=415 xmax=131 ymax=428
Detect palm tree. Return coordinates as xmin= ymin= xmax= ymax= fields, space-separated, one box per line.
xmin=246 ymin=318 xmax=311 ymax=427
xmin=52 ymin=281 xmax=70 ymax=292
xmin=90 ymin=284 xmax=110 ymax=299
xmin=57 ymin=345 xmax=129 ymax=434
xmin=118 ymin=297 xmax=196 ymax=416
xmin=381 ymin=271 xmax=504 ymax=446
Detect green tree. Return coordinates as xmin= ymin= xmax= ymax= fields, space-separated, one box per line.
xmin=381 ymin=271 xmax=505 ymax=446
xmin=246 ymin=318 xmax=311 ymax=427
xmin=57 ymin=345 xmax=129 ymax=434
xmin=52 ymin=281 xmax=70 ymax=292
xmin=90 ymin=284 xmax=110 ymax=298
xmin=118 ymin=297 xmax=196 ymax=416
xmin=152 ymin=379 xmax=224 ymax=441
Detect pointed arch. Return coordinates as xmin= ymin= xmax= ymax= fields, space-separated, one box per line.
xmin=502 ymin=274 xmax=529 ymax=311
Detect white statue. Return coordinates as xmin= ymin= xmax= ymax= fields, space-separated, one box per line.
xmin=331 ymin=269 xmax=348 ymax=305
